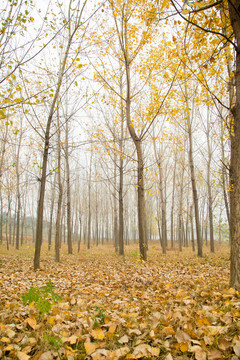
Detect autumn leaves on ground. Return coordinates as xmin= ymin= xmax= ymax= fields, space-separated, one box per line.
xmin=0 ymin=245 xmax=240 ymax=360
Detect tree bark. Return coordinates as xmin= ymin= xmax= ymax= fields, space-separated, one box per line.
xmin=33 ymin=28 xmax=75 ymax=270
xmin=228 ymin=0 xmax=240 ymax=289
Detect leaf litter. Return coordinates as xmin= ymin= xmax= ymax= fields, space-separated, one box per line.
xmin=0 ymin=246 xmax=239 ymax=359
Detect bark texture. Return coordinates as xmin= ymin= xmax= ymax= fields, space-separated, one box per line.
xmin=228 ymin=0 xmax=240 ymax=289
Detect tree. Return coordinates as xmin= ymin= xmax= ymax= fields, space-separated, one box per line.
xmin=227 ymin=0 xmax=240 ymax=289
xmin=170 ymin=0 xmax=240 ymax=289
xmin=34 ymin=0 xmax=88 ymax=270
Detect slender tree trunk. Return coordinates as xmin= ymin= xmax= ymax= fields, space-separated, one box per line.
xmin=205 ymin=110 xmax=215 ymax=252
xmin=118 ymin=73 xmax=124 ymax=255
xmin=65 ymin=116 xmax=73 ymax=254
xmin=87 ymin=153 xmax=92 ymax=250
xmin=15 ymin=125 xmax=23 ymax=250
xmin=171 ymin=154 xmax=176 ymax=248
xmin=34 ymin=25 xmax=77 ymax=270
xmin=190 ymin=204 xmax=195 ymax=252
xmin=48 ymin=174 xmax=56 ymax=251
xmin=228 ymin=0 xmax=240 ymax=289
xmin=55 ymin=110 xmax=63 ymax=263
xmin=187 ymin=112 xmax=202 ymax=256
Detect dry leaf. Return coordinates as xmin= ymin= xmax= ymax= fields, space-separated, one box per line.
xmin=233 ymin=340 xmax=240 ymax=356
xmin=175 ymin=330 xmax=191 ymax=343
xmin=84 ymin=342 xmax=99 ymax=355
xmin=68 ymin=335 xmax=78 ymax=344
xmin=110 ymin=346 xmax=130 ymax=359
xmin=218 ymin=338 xmax=231 ymax=351
xmin=0 ymin=336 xmax=10 ymax=343
xmin=108 ymin=324 xmax=117 ymax=334
xmin=26 ymin=317 xmax=37 ymax=330
xmin=162 ymin=326 xmax=175 ymax=336
xmin=92 ymin=328 xmax=105 ymax=340
xmin=119 ymin=335 xmax=129 ymax=344
xmin=206 ymin=326 xmax=225 ymax=336
xmin=38 ymin=351 xmax=53 ymax=360
xmin=179 ymin=342 xmax=189 ymax=352
xmin=6 ymin=329 xmax=16 ymax=338
xmin=191 ymin=346 xmax=207 ymax=360
xmin=17 ymin=352 xmax=30 ymax=360
xmin=207 ymin=349 xmax=223 ymax=359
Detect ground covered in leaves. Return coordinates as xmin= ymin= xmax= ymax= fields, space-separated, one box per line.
xmin=0 ymin=244 xmax=240 ymax=360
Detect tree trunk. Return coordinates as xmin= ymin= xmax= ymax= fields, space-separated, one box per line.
xmin=34 ymin=24 xmax=77 ymax=270
xmin=55 ymin=110 xmax=63 ymax=263
xmin=65 ymin=117 xmax=73 ymax=254
xmin=123 ymin=40 xmax=147 ymax=259
xmin=228 ymin=0 xmax=240 ymax=289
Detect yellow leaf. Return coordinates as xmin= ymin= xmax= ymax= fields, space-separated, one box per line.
xmin=1 ymin=337 xmax=10 ymax=343
xmin=108 ymin=324 xmax=117 ymax=334
xmin=47 ymin=317 xmax=55 ymax=325
xmin=4 ymin=345 xmax=13 ymax=351
xmin=92 ymin=328 xmax=105 ymax=340
xmin=6 ymin=329 xmax=15 ymax=338
xmin=162 ymin=326 xmax=175 ymax=336
xmin=26 ymin=317 xmax=37 ymax=329
xmin=180 ymin=342 xmax=189 ymax=352
xmin=17 ymin=351 xmax=30 ymax=360
xmin=84 ymin=342 xmax=99 ymax=355
xmin=68 ymin=335 xmax=78 ymax=344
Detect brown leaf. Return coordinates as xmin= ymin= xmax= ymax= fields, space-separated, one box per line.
xmin=233 ymin=340 xmax=240 ymax=356
xmin=218 ymin=338 xmax=231 ymax=351
xmin=162 ymin=326 xmax=175 ymax=336
xmin=109 ymin=346 xmax=130 ymax=359
xmin=119 ymin=335 xmax=129 ymax=344
xmin=175 ymin=330 xmax=191 ymax=343
xmin=38 ymin=351 xmax=54 ymax=360
xmin=92 ymin=328 xmax=105 ymax=340
xmin=84 ymin=342 xmax=99 ymax=355
xmin=26 ymin=317 xmax=37 ymax=330
xmin=190 ymin=346 xmax=207 ymax=360
xmin=207 ymin=349 xmax=223 ymax=360
xmin=17 ymin=352 xmax=30 ymax=360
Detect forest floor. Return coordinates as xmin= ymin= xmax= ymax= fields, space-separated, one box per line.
xmin=0 ymin=243 xmax=239 ymax=360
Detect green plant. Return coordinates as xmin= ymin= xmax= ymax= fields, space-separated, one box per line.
xmin=130 ymin=249 xmax=140 ymax=260
xmin=43 ymin=334 xmax=63 ymax=359
xmin=22 ymin=281 xmax=61 ymax=314
xmin=92 ymin=306 xmax=106 ymax=327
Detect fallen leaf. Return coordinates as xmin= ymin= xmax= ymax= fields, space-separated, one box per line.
xmin=207 ymin=349 xmax=223 ymax=359
xmin=206 ymin=326 xmax=225 ymax=336
xmin=6 ymin=329 xmax=16 ymax=338
xmin=162 ymin=326 xmax=175 ymax=336
xmin=92 ymin=328 xmax=105 ymax=340
xmin=190 ymin=346 xmax=207 ymax=360
xmin=233 ymin=340 xmax=240 ymax=356
xmin=175 ymin=330 xmax=191 ymax=343
xmin=110 ymin=346 xmax=130 ymax=359
xmin=218 ymin=338 xmax=231 ymax=351
xmin=38 ymin=351 xmax=53 ymax=360
xmin=119 ymin=335 xmax=129 ymax=344
xmin=108 ymin=324 xmax=117 ymax=334
xmin=84 ymin=342 xmax=99 ymax=355
xmin=26 ymin=317 xmax=37 ymax=330
xmin=0 ymin=336 xmax=10 ymax=343
xmin=17 ymin=352 xmax=30 ymax=360
xmin=179 ymin=342 xmax=189 ymax=352
xmin=68 ymin=335 xmax=78 ymax=344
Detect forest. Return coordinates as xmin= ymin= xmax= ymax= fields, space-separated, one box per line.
xmin=1 ymin=0 xmax=240 ymax=359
